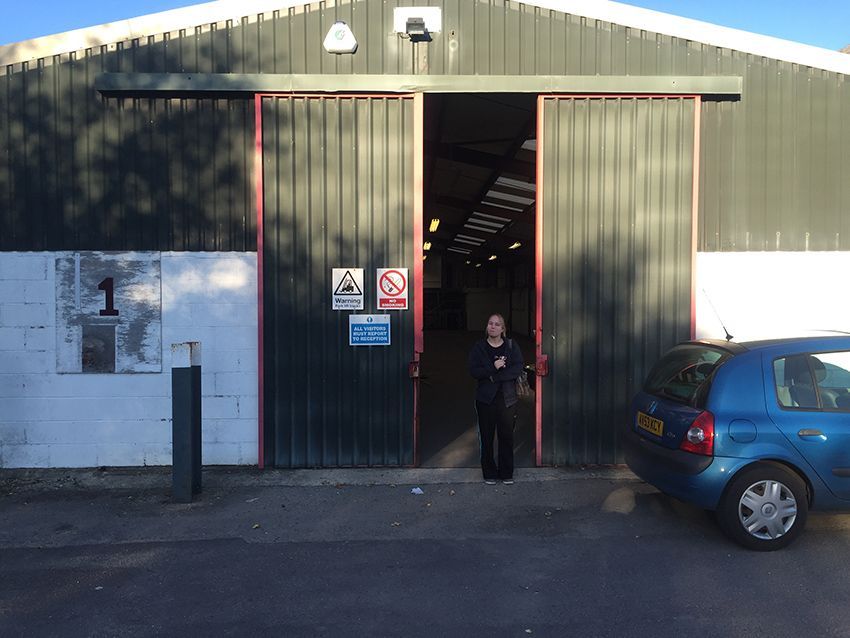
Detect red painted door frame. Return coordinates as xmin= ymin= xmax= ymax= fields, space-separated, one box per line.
xmin=534 ymin=94 xmax=702 ymax=466
xmin=255 ymin=92 xmax=699 ymax=469
xmin=254 ymin=92 xmax=422 ymax=469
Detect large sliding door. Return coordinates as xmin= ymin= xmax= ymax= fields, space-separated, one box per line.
xmin=538 ymin=96 xmax=698 ymax=465
xmin=261 ymin=95 xmax=417 ymax=468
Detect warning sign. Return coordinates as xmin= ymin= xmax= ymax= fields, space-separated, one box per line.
xmin=332 ymin=268 xmax=364 ymax=310
xmin=376 ymin=268 xmax=408 ymax=310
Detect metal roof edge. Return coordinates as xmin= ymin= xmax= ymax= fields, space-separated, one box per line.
xmin=0 ymin=0 xmax=308 ymax=66
xmin=522 ymin=0 xmax=850 ymax=76
xmin=1 ymin=0 xmax=849 ymax=76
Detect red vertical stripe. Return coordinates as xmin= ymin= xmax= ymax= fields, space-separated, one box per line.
xmin=254 ymin=94 xmax=265 ymax=469
xmin=535 ymin=96 xmax=545 ymax=468
xmin=412 ymin=93 xmax=424 ymax=467
xmin=690 ymin=97 xmax=702 ymax=340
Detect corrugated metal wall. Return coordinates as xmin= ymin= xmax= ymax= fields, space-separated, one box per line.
xmin=700 ymin=66 xmax=850 ymax=251
xmin=1 ymin=0 xmax=848 ymax=252
xmin=262 ymin=95 xmax=415 ymax=467
xmin=540 ymin=97 xmax=695 ymax=465
xmin=0 ymin=62 xmax=255 ymax=250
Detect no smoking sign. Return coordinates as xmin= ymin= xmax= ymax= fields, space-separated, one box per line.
xmin=376 ymin=268 xmax=408 ymax=310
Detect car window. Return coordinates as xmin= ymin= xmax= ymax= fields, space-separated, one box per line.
xmin=774 ymin=351 xmax=850 ymax=411
xmin=644 ymin=345 xmax=728 ymax=406
xmin=813 ymin=352 xmax=850 ymax=411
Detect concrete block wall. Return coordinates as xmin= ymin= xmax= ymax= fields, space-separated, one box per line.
xmin=0 ymin=252 xmax=258 ymax=468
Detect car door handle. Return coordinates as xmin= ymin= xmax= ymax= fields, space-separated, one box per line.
xmin=798 ymin=429 xmax=824 ymax=437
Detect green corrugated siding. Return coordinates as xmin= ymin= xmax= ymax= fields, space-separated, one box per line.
xmin=1 ymin=0 xmax=848 ymax=251
xmin=262 ymin=95 xmax=415 ymax=468
xmin=541 ymin=97 xmax=694 ymax=465
xmin=700 ymin=65 xmax=850 ymax=251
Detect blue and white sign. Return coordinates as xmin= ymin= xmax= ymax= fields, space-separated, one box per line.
xmin=349 ymin=314 xmax=391 ymax=346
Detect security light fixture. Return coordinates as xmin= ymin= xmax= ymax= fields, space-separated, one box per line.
xmin=429 ymin=218 xmax=440 ymax=232
xmin=405 ymin=17 xmax=430 ymax=41
xmin=394 ymin=7 xmax=441 ymax=42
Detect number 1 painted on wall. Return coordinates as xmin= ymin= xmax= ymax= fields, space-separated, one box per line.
xmin=98 ymin=277 xmax=119 ymax=316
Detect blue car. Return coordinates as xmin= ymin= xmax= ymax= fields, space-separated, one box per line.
xmin=624 ymin=335 xmax=850 ymax=550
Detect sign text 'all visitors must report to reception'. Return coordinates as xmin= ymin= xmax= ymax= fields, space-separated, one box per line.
xmin=349 ymin=315 xmax=391 ymax=346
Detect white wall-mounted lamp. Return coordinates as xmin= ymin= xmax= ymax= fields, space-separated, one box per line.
xmin=323 ymin=21 xmax=358 ymax=54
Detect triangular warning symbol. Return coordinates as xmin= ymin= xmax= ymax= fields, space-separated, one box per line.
xmin=334 ymin=270 xmax=362 ymax=296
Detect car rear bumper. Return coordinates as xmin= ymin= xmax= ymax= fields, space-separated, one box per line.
xmin=623 ymin=426 xmax=745 ymax=510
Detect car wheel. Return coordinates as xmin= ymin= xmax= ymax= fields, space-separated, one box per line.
xmin=716 ymin=462 xmax=808 ymax=551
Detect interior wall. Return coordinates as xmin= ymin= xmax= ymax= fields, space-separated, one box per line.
xmin=465 ymin=288 xmax=511 ymax=332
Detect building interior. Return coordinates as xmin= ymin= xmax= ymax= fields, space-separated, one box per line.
xmin=419 ymin=93 xmax=538 ymax=467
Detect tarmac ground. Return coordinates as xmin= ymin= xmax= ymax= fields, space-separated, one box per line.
xmin=4 ymin=465 xmax=850 ymax=637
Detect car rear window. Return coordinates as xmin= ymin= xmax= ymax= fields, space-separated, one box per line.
xmin=644 ymin=344 xmax=730 ymax=406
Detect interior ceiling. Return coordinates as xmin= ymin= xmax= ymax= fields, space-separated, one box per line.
xmin=424 ymin=94 xmax=537 ymax=266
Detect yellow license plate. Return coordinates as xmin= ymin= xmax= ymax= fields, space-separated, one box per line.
xmin=637 ymin=411 xmax=664 ymax=436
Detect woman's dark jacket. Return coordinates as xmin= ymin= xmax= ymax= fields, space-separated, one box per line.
xmin=468 ymin=338 xmax=525 ymax=407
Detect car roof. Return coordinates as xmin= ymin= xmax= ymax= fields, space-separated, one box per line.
xmin=686 ymin=334 xmax=850 ymax=355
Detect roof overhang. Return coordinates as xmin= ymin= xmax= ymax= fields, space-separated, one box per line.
xmin=95 ymin=73 xmax=742 ymax=96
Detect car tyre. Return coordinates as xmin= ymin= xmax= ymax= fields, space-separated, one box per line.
xmin=716 ymin=462 xmax=808 ymax=551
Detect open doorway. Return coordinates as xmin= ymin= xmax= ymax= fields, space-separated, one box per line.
xmin=418 ymin=94 xmax=538 ymax=468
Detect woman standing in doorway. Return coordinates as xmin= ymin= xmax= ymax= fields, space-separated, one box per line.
xmin=468 ymin=313 xmax=524 ymax=485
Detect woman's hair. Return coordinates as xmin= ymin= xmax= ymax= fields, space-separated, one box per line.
xmin=485 ymin=313 xmax=507 ymax=338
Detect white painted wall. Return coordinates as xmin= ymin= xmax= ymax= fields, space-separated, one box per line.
xmin=696 ymin=252 xmax=850 ymax=341
xmin=0 ymin=252 xmax=258 ymax=468
xmin=3 ymin=250 xmax=847 ymax=467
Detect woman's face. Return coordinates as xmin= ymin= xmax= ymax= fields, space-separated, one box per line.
xmin=486 ymin=315 xmax=504 ymax=338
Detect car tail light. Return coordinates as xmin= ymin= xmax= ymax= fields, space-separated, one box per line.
xmin=679 ymin=410 xmax=715 ymax=456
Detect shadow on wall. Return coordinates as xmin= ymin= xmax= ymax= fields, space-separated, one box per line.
xmin=260 ymin=95 xmax=416 ymax=469
xmin=1 ymin=40 xmax=258 ymax=252
xmin=542 ymin=226 xmax=691 ymax=467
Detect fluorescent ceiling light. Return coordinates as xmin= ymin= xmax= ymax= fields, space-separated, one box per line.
xmin=423 ymin=254 xmax=427 ymax=260
xmin=466 ymin=217 xmax=504 ymax=229
xmin=454 ymin=237 xmax=482 ymax=246
xmin=521 ymin=139 xmax=537 ymax=151
xmin=429 ymin=218 xmax=440 ymax=232
xmin=455 ymin=233 xmax=485 ymax=243
xmin=464 ymin=223 xmax=497 ymax=234
xmin=447 ymin=247 xmax=471 ymax=254
xmin=475 ymin=263 xmax=482 ymax=268
xmin=488 ymin=254 xmax=497 ymax=261
xmin=480 ymin=199 xmax=524 ymax=212
xmin=495 ymin=176 xmax=536 ymax=192
xmin=423 ymin=241 xmax=432 ymax=251
xmin=471 ymin=211 xmax=511 ymax=223
xmin=508 ymin=241 xmax=522 ymax=249
xmin=486 ymin=190 xmax=535 ymax=206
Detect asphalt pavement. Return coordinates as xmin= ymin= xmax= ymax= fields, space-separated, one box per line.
xmin=3 ymin=465 xmax=850 ymax=637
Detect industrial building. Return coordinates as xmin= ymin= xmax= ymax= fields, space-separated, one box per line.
xmin=1 ymin=0 xmax=848 ymax=469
